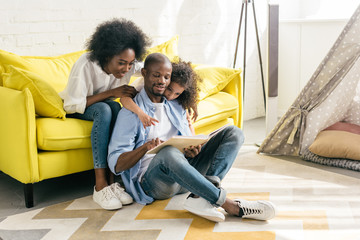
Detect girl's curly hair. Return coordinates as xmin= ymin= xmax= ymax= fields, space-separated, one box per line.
xmin=86 ymin=18 xmax=151 ymax=69
xmin=171 ymin=60 xmax=202 ymax=112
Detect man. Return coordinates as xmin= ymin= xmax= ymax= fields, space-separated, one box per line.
xmin=108 ymin=53 xmax=276 ymax=222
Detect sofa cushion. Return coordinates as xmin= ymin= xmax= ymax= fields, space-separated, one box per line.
xmin=193 ymin=91 xmax=239 ymax=129
xmin=194 ymin=65 xmax=241 ymax=100
xmin=36 ymin=91 xmax=238 ymax=151
xmin=195 ymin=118 xmax=234 ymax=135
xmin=3 ymin=66 xmax=66 ymax=119
xmin=0 ymin=50 xmax=85 ymax=92
xmin=36 ymin=117 xmax=92 ymax=151
xmin=38 ymin=149 xmax=94 ymax=180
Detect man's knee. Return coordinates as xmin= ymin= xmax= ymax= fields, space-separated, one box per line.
xmin=157 ymin=146 xmax=183 ymax=158
xmin=154 ymin=146 xmax=187 ymax=167
xmin=151 ymin=182 xmax=181 ymax=200
xmin=225 ymin=125 xmax=245 ymax=146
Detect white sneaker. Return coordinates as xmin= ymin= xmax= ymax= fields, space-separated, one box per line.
xmin=184 ymin=195 xmax=225 ymax=222
xmin=93 ymin=186 xmax=122 ymax=210
xmin=111 ymin=182 xmax=133 ymax=205
xmin=235 ymin=199 xmax=276 ymax=220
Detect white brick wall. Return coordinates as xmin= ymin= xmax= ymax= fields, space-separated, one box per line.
xmin=0 ymin=0 xmax=269 ymax=120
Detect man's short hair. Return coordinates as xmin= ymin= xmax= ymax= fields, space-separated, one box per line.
xmin=144 ymin=53 xmax=171 ymax=70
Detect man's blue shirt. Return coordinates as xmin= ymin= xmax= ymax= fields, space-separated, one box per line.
xmin=108 ymin=88 xmax=192 ymax=205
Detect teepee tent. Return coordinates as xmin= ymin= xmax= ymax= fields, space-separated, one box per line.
xmin=258 ymin=5 xmax=360 ymax=157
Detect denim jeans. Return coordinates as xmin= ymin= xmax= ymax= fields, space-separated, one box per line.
xmin=140 ymin=125 xmax=244 ymax=207
xmin=67 ymin=99 xmax=121 ymax=169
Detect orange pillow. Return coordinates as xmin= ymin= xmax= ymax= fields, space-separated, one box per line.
xmin=324 ymin=122 xmax=360 ymax=135
xmin=308 ymin=130 xmax=360 ymax=160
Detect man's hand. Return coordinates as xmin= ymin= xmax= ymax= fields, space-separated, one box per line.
xmin=116 ymin=137 xmax=163 ymax=173
xmin=184 ymin=145 xmax=202 ymax=158
xmin=145 ymin=138 xmax=163 ymax=151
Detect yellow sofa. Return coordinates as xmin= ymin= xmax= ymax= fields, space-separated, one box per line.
xmin=0 ymin=38 xmax=242 ymax=208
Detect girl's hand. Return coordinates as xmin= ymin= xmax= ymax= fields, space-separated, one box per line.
xmin=186 ymin=110 xmax=196 ymax=136
xmin=112 ymin=85 xmax=137 ymax=98
xmin=189 ymin=106 xmax=198 ymax=122
xmin=139 ymin=112 xmax=159 ymax=128
xmin=186 ymin=111 xmax=192 ymax=124
xmin=184 ymin=145 xmax=202 ymax=158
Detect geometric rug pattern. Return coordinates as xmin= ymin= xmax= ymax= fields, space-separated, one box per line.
xmin=1 ymin=145 xmax=360 ymax=240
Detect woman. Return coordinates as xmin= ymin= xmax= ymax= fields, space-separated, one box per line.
xmin=60 ymin=18 xmax=151 ymax=210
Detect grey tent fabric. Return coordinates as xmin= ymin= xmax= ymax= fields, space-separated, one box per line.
xmin=258 ymin=5 xmax=360 ymax=156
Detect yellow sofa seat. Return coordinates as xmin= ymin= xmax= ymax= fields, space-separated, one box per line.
xmin=0 ymin=40 xmax=242 ymax=208
xmin=37 ymin=118 xmax=92 ymax=151
xmin=38 ymin=149 xmax=93 ymax=181
xmin=36 ymin=91 xmax=239 ymax=151
xmin=194 ymin=92 xmax=239 ymax=131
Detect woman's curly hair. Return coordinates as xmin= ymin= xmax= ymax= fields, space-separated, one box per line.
xmin=171 ymin=59 xmax=202 ymax=114
xmin=86 ymin=18 xmax=151 ymax=69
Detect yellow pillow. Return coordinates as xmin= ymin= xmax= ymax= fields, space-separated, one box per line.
xmin=308 ymin=130 xmax=360 ymax=160
xmin=194 ymin=65 xmax=241 ymax=100
xmin=0 ymin=36 xmax=177 ymax=88
xmin=0 ymin=64 xmax=4 ymax=86
xmin=0 ymin=49 xmax=86 ymax=92
xmin=3 ymin=65 xmax=66 ymax=119
xmin=145 ymin=35 xmax=179 ymax=61
xmin=129 ymin=35 xmax=179 ymax=85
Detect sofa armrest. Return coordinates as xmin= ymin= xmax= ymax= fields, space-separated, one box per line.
xmin=0 ymin=86 xmax=39 ymax=183
xmin=222 ymin=70 xmax=243 ymax=129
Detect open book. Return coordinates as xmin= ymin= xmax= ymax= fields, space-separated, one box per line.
xmin=146 ymin=124 xmax=229 ymax=154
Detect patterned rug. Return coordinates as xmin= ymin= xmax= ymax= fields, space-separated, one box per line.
xmin=1 ymin=145 xmax=360 ymax=240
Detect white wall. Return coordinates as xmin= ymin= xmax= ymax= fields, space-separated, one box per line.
xmin=279 ymin=0 xmax=358 ymax=19
xmin=3 ymin=0 xmax=354 ymax=121
xmin=0 ymin=0 xmax=241 ymax=65
xmin=0 ymin=0 xmax=271 ymax=121
xmin=277 ymin=0 xmax=359 ymax=116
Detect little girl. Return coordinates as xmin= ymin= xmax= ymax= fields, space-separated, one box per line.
xmin=60 ymin=18 xmax=151 ymax=210
xmin=121 ymin=60 xmax=201 ymax=134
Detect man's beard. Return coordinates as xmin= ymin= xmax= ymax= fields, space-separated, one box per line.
xmin=151 ymin=84 xmax=166 ymax=96
xmin=152 ymin=92 xmax=163 ymax=96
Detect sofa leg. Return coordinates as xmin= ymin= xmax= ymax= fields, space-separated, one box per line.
xmin=24 ymin=183 xmax=34 ymax=208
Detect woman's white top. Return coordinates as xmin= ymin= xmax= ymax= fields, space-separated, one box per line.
xmin=59 ymin=52 xmax=143 ymax=114
xmin=130 ymin=77 xmax=145 ymax=92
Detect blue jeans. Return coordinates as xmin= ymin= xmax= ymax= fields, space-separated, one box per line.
xmin=67 ymin=100 xmax=121 ymax=169
xmin=140 ymin=125 xmax=244 ymax=207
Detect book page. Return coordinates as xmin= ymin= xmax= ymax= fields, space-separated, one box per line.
xmin=146 ymin=135 xmax=208 ymax=154
xmin=208 ymin=124 xmax=229 ymax=138
xmin=146 ymin=124 xmax=230 ymax=154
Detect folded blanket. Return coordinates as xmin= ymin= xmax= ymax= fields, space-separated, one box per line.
xmin=302 ymin=148 xmax=360 ymax=172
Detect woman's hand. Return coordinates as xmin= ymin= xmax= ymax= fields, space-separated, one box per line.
xmin=184 ymin=144 xmax=202 ymax=158
xmin=87 ymin=85 xmax=137 ymax=107
xmin=112 ymin=85 xmax=137 ymax=98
